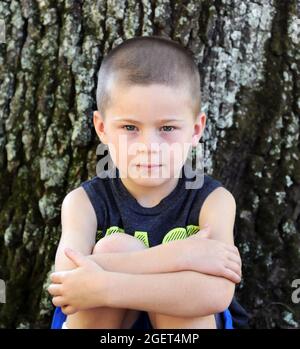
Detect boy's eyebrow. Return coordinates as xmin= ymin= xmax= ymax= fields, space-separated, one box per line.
xmin=112 ymin=117 xmax=185 ymax=124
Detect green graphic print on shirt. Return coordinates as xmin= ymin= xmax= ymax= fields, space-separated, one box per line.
xmin=95 ymin=224 xmax=201 ymax=248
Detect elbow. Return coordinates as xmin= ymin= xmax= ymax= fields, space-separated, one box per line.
xmin=191 ymin=277 xmax=235 ymax=317
xmin=214 ymin=279 xmax=235 ymax=313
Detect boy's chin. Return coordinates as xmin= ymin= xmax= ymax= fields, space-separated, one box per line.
xmin=126 ymin=167 xmax=173 ymax=186
xmin=130 ymin=176 xmax=168 ymax=187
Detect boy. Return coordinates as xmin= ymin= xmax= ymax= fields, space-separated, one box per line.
xmin=48 ymin=36 xmax=247 ymax=329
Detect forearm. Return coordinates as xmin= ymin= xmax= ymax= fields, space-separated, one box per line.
xmin=55 ymin=236 xmax=94 ymax=272
xmin=104 ymin=270 xmax=234 ymax=317
xmin=89 ymin=239 xmax=187 ymax=274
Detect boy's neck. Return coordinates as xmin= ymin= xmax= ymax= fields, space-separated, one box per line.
xmin=118 ymin=173 xmax=181 ymax=208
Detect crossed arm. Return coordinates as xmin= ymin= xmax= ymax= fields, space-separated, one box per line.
xmin=49 ymin=186 xmax=241 ymax=317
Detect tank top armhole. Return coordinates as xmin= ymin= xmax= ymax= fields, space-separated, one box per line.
xmin=80 ymin=179 xmax=105 ymax=232
xmin=189 ymin=177 xmax=224 ymax=226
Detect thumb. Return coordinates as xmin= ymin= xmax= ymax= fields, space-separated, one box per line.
xmin=64 ymin=248 xmax=88 ymax=267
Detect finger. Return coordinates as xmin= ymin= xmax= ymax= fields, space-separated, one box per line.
xmin=48 ymin=284 xmax=63 ymax=297
xmin=62 ymin=305 xmax=77 ymax=315
xmin=223 ymin=268 xmax=241 ymax=284
xmin=225 ymin=261 xmax=242 ymax=277
xmin=228 ymin=253 xmax=242 ymax=266
xmin=52 ymin=296 xmax=66 ymax=308
xmin=225 ymin=244 xmax=240 ymax=255
xmin=50 ymin=272 xmax=65 ymax=284
xmin=64 ymin=248 xmax=88 ymax=267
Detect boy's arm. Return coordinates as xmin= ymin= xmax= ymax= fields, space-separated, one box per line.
xmin=55 ymin=181 xmax=233 ymax=276
xmin=56 ymin=188 xmax=201 ymax=276
xmin=55 ymin=187 xmax=97 ymax=272
xmin=49 ymin=186 xmax=240 ymax=317
xmin=103 ymin=187 xmax=238 ymax=316
xmin=49 ymin=188 xmax=241 ymax=317
xmin=89 ymin=230 xmax=241 ymax=283
xmin=105 ymin=269 xmax=231 ymax=317
xmin=198 ymin=186 xmax=238 ymax=304
xmin=89 ymin=238 xmax=194 ymax=273
xmin=89 ymin=186 xmax=240 ymax=281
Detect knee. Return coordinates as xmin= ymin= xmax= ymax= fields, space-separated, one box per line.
xmin=92 ymin=233 xmax=147 ymax=254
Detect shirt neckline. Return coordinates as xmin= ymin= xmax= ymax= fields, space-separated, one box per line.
xmin=112 ymin=166 xmax=187 ymax=215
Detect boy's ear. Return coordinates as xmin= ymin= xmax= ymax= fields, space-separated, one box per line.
xmin=93 ymin=110 xmax=108 ymax=144
xmin=192 ymin=112 xmax=206 ymax=147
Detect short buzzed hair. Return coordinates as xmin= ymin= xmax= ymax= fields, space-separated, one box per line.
xmin=96 ymin=35 xmax=201 ymax=119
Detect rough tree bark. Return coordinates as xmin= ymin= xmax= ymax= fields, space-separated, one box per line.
xmin=0 ymin=0 xmax=299 ymax=329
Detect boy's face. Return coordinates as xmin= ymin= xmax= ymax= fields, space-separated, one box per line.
xmin=94 ymin=83 xmax=205 ymax=186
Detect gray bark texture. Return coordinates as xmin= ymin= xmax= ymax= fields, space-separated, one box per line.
xmin=0 ymin=0 xmax=299 ymax=329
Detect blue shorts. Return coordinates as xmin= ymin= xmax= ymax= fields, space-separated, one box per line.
xmin=51 ymin=306 xmax=233 ymax=329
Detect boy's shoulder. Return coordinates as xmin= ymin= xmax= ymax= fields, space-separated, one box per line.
xmin=63 ymin=186 xmax=91 ymax=206
xmin=198 ymin=173 xmax=235 ymax=213
xmin=61 ymin=186 xmax=98 ymax=229
xmin=62 ymin=185 xmax=97 ymax=212
xmin=198 ymin=183 xmax=236 ymax=241
xmin=202 ymin=185 xmax=235 ymax=209
xmin=63 ymin=173 xmax=113 ymax=212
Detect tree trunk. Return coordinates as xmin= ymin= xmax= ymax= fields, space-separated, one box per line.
xmin=0 ymin=0 xmax=299 ymax=329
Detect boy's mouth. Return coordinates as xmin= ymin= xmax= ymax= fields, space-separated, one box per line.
xmin=136 ymin=164 xmax=163 ymax=168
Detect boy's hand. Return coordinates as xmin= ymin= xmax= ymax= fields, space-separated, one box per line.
xmin=48 ymin=248 xmax=109 ymax=315
xmin=187 ymin=225 xmax=242 ymax=283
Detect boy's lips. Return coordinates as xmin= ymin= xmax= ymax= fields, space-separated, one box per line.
xmin=136 ymin=164 xmax=163 ymax=168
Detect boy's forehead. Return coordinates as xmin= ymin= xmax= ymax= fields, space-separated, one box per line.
xmin=111 ymin=81 xmax=189 ymax=99
xmin=108 ymin=82 xmax=193 ymax=118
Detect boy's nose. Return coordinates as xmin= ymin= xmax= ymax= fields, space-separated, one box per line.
xmin=138 ymin=131 xmax=160 ymax=151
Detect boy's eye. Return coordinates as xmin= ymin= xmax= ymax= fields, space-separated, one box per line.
xmin=122 ymin=125 xmax=177 ymax=132
xmin=123 ymin=125 xmax=137 ymax=132
xmin=161 ymin=126 xmax=176 ymax=132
